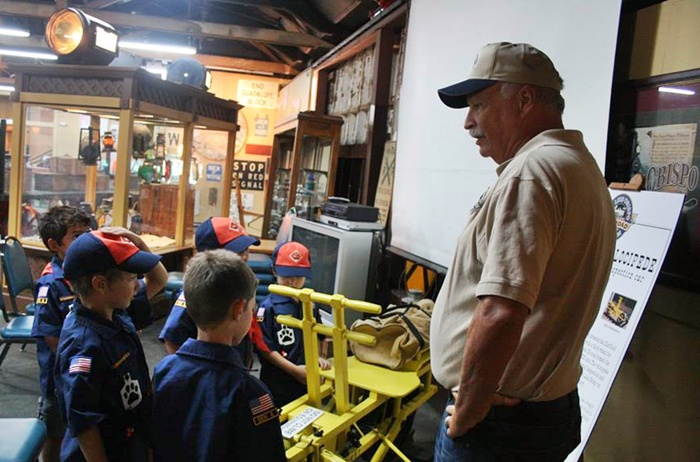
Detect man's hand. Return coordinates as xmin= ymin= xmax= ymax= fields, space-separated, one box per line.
xmin=444 ymin=390 xmax=520 ymax=439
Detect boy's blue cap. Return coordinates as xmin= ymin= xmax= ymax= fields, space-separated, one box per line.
xmin=272 ymin=241 xmax=312 ymax=278
xmin=195 ymin=217 xmax=260 ymax=253
xmin=64 ymin=231 xmax=161 ymax=280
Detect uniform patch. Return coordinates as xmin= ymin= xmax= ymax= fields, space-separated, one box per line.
xmin=174 ymin=292 xmax=187 ymax=308
xmin=277 ymin=325 xmax=295 ymax=346
xmin=111 ymin=352 xmax=131 ymax=369
xmin=250 ymin=393 xmax=279 ymax=426
xmin=37 ymin=286 xmax=49 ymax=304
xmin=69 ymin=356 xmax=92 ymax=375
xmin=256 ymin=307 xmax=265 ymax=322
xmin=120 ymin=373 xmax=143 ymax=410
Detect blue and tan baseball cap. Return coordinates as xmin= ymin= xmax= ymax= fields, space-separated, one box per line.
xmin=195 ymin=217 xmax=260 ymax=253
xmin=64 ymin=231 xmax=161 ymax=280
xmin=438 ymin=42 xmax=563 ymax=109
xmin=272 ymin=241 xmax=312 ymax=278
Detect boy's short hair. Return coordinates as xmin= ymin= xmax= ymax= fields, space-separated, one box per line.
xmin=70 ymin=268 xmax=126 ymax=298
xmin=38 ymin=206 xmax=92 ymax=250
xmin=184 ymin=249 xmax=257 ymax=329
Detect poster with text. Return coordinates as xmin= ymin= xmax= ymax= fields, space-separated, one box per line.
xmin=566 ymin=190 xmax=684 ymax=461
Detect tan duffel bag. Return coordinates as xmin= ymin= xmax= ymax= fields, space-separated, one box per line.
xmin=349 ymin=299 xmax=433 ymax=370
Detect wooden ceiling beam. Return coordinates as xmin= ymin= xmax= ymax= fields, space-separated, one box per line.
xmin=196 ymin=53 xmax=298 ymax=77
xmin=0 ymin=1 xmax=333 ymax=49
xmin=83 ymin=0 xmax=136 ymax=9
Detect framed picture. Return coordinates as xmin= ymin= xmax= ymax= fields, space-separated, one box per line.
xmin=609 ymin=69 xmax=700 ymax=292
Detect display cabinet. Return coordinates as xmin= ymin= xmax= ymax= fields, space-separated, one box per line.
xmin=262 ymin=111 xmax=343 ymax=239
xmin=8 ymin=65 xmax=240 ymax=255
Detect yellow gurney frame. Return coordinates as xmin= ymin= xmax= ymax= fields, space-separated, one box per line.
xmin=269 ymin=284 xmax=437 ymax=462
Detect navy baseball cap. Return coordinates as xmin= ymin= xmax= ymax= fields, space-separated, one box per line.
xmin=64 ymin=231 xmax=162 ymax=280
xmin=194 ymin=217 xmax=260 ymax=253
xmin=272 ymin=241 xmax=312 ymax=278
xmin=438 ymin=42 xmax=563 ymax=108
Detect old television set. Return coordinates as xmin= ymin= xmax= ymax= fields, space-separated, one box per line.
xmin=290 ymin=217 xmax=376 ymax=325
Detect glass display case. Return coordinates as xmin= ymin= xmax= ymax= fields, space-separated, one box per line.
xmin=263 ymin=111 xmax=343 ymax=239
xmin=8 ymin=65 xmax=240 ymax=254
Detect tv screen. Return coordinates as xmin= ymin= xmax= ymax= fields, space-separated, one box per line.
xmin=292 ymin=226 xmax=339 ymax=296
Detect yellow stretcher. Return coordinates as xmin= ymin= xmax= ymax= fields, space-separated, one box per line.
xmin=269 ymin=284 xmax=438 ymax=462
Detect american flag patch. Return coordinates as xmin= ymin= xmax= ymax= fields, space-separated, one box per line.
xmin=250 ymin=393 xmax=278 ymax=426
xmin=69 ymin=356 xmax=92 ymax=375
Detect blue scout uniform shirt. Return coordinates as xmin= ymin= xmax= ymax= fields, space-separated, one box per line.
xmin=32 ymin=258 xmax=152 ymax=399
xmin=32 ymin=257 xmax=75 ymax=398
xmin=55 ymin=300 xmax=152 ymax=462
xmin=152 ymin=338 xmax=286 ymax=462
xmin=258 ymin=293 xmax=318 ymax=406
xmin=159 ymin=290 xmax=255 ymax=365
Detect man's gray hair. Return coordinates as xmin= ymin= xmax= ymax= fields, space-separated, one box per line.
xmin=184 ymin=249 xmax=257 ymax=329
xmin=500 ymin=82 xmax=565 ymax=114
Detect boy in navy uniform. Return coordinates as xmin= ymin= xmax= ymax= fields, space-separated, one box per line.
xmin=55 ymin=230 xmax=167 ymax=461
xmin=152 ymin=249 xmax=286 ymax=462
xmin=32 ymin=206 xmax=92 ymax=462
xmin=257 ymin=241 xmax=330 ymax=407
xmin=158 ymin=217 xmax=263 ymax=364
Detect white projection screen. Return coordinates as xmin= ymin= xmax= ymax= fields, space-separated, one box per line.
xmin=391 ymin=0 xmax=622 ymax=268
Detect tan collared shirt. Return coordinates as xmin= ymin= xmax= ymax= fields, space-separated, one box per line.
xmin=430 ymin=129 xmax=616 ymax=401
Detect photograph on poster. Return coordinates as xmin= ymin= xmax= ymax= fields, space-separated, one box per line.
xmin=602 ymin=292 xmax=637 ymax=329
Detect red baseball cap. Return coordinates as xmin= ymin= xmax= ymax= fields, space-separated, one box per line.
xmin=272 ymin=241 xmax=312 ymax=278
xmin=64 ymin=231 xmax=161 ymax=280
xmin=194 ymin=217 xmax=260 ymax=253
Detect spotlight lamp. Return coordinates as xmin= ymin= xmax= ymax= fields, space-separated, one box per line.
xmin=45 ymin=8 xmax=119 ymax=65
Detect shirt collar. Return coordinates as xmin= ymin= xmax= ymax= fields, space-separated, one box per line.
xmin=270 ymin=293 xmax=296 ymax=305
xmin=73 ymin=300 xmax=131 ymax=338
xmin=496 ymin=129 xmax=583 ymax=175
xmin=177 ymin=338 xmax=245 ymax=368
xmin=50 ymin=256 xmax=66 ymax=279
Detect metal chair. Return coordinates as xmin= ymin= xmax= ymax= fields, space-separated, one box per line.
xmin=1 ymin=237 xmax=38 ymax=316
xmin=0 ymin=418 xmax=47 ymax=462
xmin=0 ymin=279 xmax=36 ymax=369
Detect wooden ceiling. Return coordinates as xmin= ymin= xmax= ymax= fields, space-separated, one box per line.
xmin=0 ymin=0 xmax=396 ymax=78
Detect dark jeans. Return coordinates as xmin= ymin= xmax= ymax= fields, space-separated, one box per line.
xmin=434 ymin=389 xmax=581 ymax=462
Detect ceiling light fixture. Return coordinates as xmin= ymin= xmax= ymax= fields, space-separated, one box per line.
xmin=0 ymin=84 xmax=15 ymax=92
xmin=119 ymin=41 xmax=196 ymax=55
xmin=0 ymin=47 xmax=57 ymax=60
xmin=0 ymin=27 xmax=30 ymax=38
xmin=658 ymin=86 xmax=695 ymax=96
xmin=46 ymin=8 xmax=119 ymax=65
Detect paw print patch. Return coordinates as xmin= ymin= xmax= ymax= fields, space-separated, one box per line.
xmin=277 ymin=325 xmax=295 ymax=346
xmin=120 ymin=373 xmax=143 ymax=410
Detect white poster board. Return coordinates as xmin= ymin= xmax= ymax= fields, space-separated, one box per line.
xmin=391 ymin=0 xmax=621 ymax=268
xmin=566 ymin=190 xmax=684 ymax=461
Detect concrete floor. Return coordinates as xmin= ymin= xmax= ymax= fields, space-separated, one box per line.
xmin=0 ymin=315 xmax=444 ymax=461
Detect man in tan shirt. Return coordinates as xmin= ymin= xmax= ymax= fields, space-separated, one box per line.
xmin=431 ymin=42 xmax=616 ymax=461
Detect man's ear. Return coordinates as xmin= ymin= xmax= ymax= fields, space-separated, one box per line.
xmin=518 ymin=86 xmax=536 ymax=114
xmin=46 ymin=237 xmax=61 ymax=254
